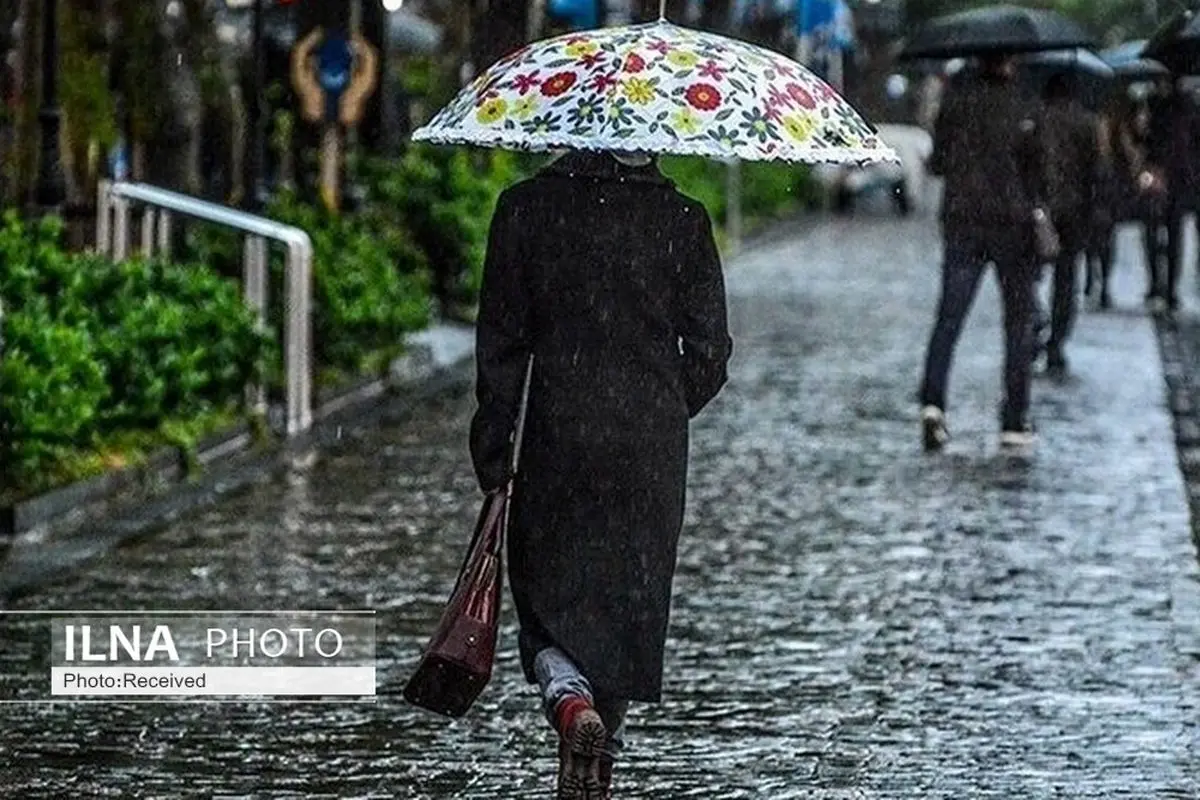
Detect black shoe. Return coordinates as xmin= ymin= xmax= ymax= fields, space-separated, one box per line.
xmin=921 ymin=405 xmax=949 ymax=452
xmin=1099 ymin=291 xmax=1112 ymax=310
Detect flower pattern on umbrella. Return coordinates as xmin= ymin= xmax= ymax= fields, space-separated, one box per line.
xmin=414 ymin=20 xmax=894 ymax=164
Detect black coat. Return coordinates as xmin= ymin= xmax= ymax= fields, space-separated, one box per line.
xmin=1149 ymin=91 xmax=1200 ymax=211
xmin=1039 ymin=99 xmax=1099 ymax=230
xmin=469 ymin=151 xmax=732 ymax=702
xmin=929 ymin=72 xmax=1047 ymax=234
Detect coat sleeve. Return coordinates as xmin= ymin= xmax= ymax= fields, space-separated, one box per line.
xmin=927 ymin=95 xmax=954 ymax=177
xmin=1014 ymin=106 xmax=1047 ymax=212
xmin=677 ymin=204 xmax=732 ymax=419
xmin=469 ymin=190 xmax=532 ymax=492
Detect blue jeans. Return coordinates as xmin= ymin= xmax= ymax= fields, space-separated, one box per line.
xmin=533 ymin=647 xmax=629 ymax=760
xmin=920 ymin=228 xmax=1037 ymax=430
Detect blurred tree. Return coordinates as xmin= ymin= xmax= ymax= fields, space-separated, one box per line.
xmin=111 ymin=0 xmax=168 ymax=181
xmin=60 ymin=0 xmax=117 ymax=207
xmin=699 ymin=0 xmax=733 ymax=32
xmin=471 ymin=0 xmax=529 ymax=70
xmin=4 ymin=0 xmax=40 ymax=206
xmin=1 ymin=1 xmax=19 ymax=201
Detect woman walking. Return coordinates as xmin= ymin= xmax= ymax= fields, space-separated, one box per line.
xmin=470 ymin=149 xmax=732 ymax=799
xmin=1115 ymin=92 xmax=1170 ymax=306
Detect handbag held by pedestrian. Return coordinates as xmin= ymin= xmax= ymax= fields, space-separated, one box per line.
xmin=402 ymin=357 xmax=533 ymax=718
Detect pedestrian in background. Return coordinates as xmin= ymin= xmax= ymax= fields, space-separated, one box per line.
xmin=1037 ymin=72 xmax=1099 ymax=374
xmin=1155 ymin=79 xmax=1200 ymax=312
xmin=1085 ymin=89 xmax=1122 ymax=310
xmin=470 ymin=149 xmax=732 ymax=799
xmin=919 ymin=53 xmax=1049 ymax=452
xmin=1117 ymin=91 xmax=1169 ymax=309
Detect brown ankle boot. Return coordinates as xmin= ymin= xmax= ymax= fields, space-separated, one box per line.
xmin=554 ymin=697 xmax=607 ymax=800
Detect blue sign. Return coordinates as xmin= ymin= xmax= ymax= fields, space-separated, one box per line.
xmin=317 ymin=34 xmax=353 ymax=123
xmin=108 ymin=139 xmax=129 ymax=181
xmin=796 ymin=0 xmax=854 ymax=51
xmin=547 ymin=0 xmax=597 ymax=30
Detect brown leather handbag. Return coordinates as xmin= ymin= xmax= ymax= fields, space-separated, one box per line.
xmin=402 ymin=357 xmax=533 ymax=718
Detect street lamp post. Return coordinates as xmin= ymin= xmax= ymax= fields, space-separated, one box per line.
xmin=35 ymin=0 xmax=65 ymax=208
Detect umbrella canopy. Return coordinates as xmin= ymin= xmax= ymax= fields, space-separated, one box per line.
xmin=1114 ymin=57 xmax=1171 ymax=80
xmin=1018 ymin=48 xmax=1113 ymax=109
xmin=1144 ymin=9 xmax=1200 ymax=74
xmin=411 ymin=20 xmax=896 ymax=164
xmin=1099 ymin=39 xmax=1169 ymax=80
xmin=1100 ymin=39 xmax=1149 ymax=67
xmin=900 ymin=5 xmax=1096 ymax=61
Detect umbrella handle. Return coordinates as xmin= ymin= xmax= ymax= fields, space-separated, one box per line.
xmin=509 ymin=355 xmax=534 ymax=479
xmin=659 ymin=0 xmax=666 ymax=21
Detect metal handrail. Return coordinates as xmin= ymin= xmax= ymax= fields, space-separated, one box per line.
xmin=96 ymin=180 xmax=314 ymax=437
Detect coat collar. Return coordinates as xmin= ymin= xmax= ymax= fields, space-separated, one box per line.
xmin=539 ymin=150 xmax=669 ymax=185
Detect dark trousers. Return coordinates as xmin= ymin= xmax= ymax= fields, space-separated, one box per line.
xmin=1047 ymin=218 xmax=1089 ymax=355
xmin=1085 ymin=221 xmax=1114 ymax=300
xmin=1140 ymin=201 xmax=1170 ymax=300
xmin=920 ymin=227 xmax=1037 ymax=429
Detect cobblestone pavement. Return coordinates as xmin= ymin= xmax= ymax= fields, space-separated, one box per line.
xmin=1 ymin=205 xmax=1199 ymax=799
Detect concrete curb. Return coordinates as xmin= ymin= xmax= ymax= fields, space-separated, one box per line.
xmin=0 ymin=323 xmax=476 ymax=567
xmin=1153 ymin=313 xmax=1200 ymax=553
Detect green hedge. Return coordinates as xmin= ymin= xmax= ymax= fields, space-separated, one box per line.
xmin=360 ymin=145 xmax=524 ymax=303
xmin=0 ymin=212 xmax=271 ymax=494
xmin=0 ymin=147 xmax=812 ymax=500
xmin=182 ymin=147 xmax=523 ymax=380
xmin=659 ymin=155 xmax=819 ymax=235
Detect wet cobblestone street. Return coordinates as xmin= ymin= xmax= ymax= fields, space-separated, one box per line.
xmin=2 ymin=208 xmax=1199 ymax=798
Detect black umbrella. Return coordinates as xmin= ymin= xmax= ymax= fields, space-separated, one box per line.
xmin=1018 ymin=48 xmax=1114 ymax=110
xmin=1114 ymin=58 xmax=1172 ymax=80
xmin=900 ymin=4 xmax=1096 ymax=61
xmin=1144 ymin=8 xmax=1200 ymax=74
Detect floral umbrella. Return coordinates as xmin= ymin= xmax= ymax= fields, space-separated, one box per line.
xmin=411 ymin=19 xmax=896 ymax=165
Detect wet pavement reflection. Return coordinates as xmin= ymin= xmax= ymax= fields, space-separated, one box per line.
xmin=1 ymin=208 xmax=1199 ymax=798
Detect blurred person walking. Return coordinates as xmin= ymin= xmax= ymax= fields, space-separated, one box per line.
xmin=1119 ymin=89 xmax=1171 ymax=308
xmin=470 ymin=150 xmax=732 ymax=799
xmin=1153 ymin=79 xmax=1200 ymax=312
xmin=1085 ymin=90 xmax=1123 ymax=310
xmin=919 ymin=53 xmax=1049 ymax=452
xmin=1037 ymin=72 xmax=1099 ymax=374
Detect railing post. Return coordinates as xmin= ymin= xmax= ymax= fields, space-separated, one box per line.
xmin=157 ymin=211 xmax=172 ymax=259
xmin=243 ymin=235 xmax=269 ymax=416
xmin=96 ymin=181 xmax=314 ymax=438
xmin=96 ymin=180 xmax=112 ymax=257
xmin=112 ymin=195 xmax=131 ymax=262
xmin=726 ymin=156 xmax=742 ymax=256
xmin=285 ymin=238 xmax=313 ymax=436
xmin=141 ymin=208 xmax=157 ymax=257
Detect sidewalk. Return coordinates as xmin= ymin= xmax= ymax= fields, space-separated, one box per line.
xmin=0 ymin=208 xmax=1196 ymax=797
xmin=689 ymin=210 xmax=1200 ymax=796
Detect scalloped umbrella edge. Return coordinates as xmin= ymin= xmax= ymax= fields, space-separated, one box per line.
xmin=410 ymin=20 xmax=899 ymax=166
